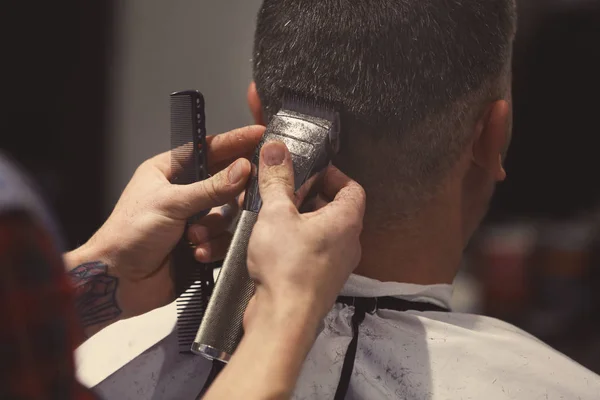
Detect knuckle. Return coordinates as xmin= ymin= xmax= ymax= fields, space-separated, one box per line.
xmin=346 ymin=181 xmax=366 ymax=201
xmin=349 ymin=212 xmax=365 ymax=232
xmin=354 ymin=182 xmax=367 ymax=201
xmin=219 ymin=130 xmax=235 ymax=148
xmin=262 ymin=172 xmax=283 ymax=185
xmin=135 ymin=159 xmax=151 ymax=174
xmin=278 ymin=201 xmax=297 ymax=216
xmin=205 ymin=175 xmax=226 ymax=205
xmin=262 ymin=174 xmax=292 ymax=193
xmin=229 ymin=125 xmax=260 ymax=145
xmin=232 ymin=126 xmax=248 ymax=141
xmin=345 ymin=186 xmax=367 ymax=213
xmin=346 ymin=219 xmax=363 ymax=235
xmin=260 ymin=202 xmax=282 ymax=218
xmin=168 ymin=187 xmax=193 ymax=215
xmin=259 ymin=201 xmax=297 ymax=226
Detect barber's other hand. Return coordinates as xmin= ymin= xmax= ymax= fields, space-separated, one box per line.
xmin=245 ymin=141 xmax=366 ymax=330
xmin=203 ymin=142 xmax=365 ymax=400
xmin=65 ymin=125 xmax=264 ymax=318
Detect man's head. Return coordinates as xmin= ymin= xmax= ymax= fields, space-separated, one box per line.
xmin=249 ymin=0 xmax=516 ymax=239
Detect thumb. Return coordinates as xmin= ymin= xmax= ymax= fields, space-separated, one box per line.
xmin=258 ymin=141 xmax=295 ymax=209
xmin=165 ymin=158 xmax=251 ymax=219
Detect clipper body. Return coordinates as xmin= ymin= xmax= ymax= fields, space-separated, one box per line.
xmin=193 ymin=105 xmax=340 ymax=361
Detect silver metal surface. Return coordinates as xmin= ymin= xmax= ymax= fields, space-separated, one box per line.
xmin=193 ymin=211 xmax=258 ymax=358
xmin=191 ymin=344 xmax=231 ymax=363
xmin=243 ymin=111 xmax=336 ymax=212
xmin=194 ymin=106 xmax=340 ymax=360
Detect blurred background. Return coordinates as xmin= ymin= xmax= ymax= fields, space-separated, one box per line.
xmin=3 ymin=0 xmax=600 ymax=374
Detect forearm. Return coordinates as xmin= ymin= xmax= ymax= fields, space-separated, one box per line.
xmin=204 ymin=293 xmax=321 ymax=399
xmin=64 ymin=245 xmax=122 ymax=343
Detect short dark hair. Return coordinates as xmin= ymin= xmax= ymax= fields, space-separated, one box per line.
xmin=253 ymin=0 xmax=517 ymax=219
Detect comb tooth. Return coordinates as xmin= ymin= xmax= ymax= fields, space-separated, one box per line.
xmin=173 ymin=252 xmax=208 ymax=354
xmin=175 ymin=264 xmax=214 ymax=353
xmin=170 ymin=90 xmax=207 ymax=186
xmin=176 ymin=282 xmax=206 ymax=353
xmin=170 ymin=93 xmax=196 ymax=185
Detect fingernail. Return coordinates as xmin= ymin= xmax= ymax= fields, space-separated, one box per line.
xmin=263 ymin=142 xmax=285 ymax=166
xmin=196 ymin=247 xmax=208 ymax=260
xmin=228 ymin=159 xmax=245 ymax=184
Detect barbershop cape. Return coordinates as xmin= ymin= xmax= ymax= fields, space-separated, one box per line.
xmin=77 ymin=274 xmax=600 ymax=399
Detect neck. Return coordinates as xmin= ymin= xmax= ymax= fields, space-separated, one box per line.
xmin=354 ymin=199 xmax=465 ymax=286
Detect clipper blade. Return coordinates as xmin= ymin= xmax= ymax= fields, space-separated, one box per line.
xmin=281 ymin=91 xmax=339 ymax=122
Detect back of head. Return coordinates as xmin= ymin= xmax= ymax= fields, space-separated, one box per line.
xmin=253 ymin=0 xmax=516 ymax=222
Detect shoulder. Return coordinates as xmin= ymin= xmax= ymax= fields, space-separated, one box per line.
xmin=418 ymin=312 xmax=600 ymax=399
xmin=316 ymin=308 xmax=600 ymax=399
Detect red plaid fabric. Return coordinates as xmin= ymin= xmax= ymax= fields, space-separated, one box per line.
xmin=0 ymin=209 xmax=98 ymax=400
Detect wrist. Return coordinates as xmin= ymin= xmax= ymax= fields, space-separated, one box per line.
xmin=64 ymin=236 xmax=174 ymax=319
xmin=223 ymin=290 xmax=321 ymax=399
xmin=247 ymin=288 xmax=322 ymax=351
xmin=67 ymin=261 xmax=122 ymax=340
xmin=64 ymin=237 xmax=114 ymax=272
xmin=255 ymin=283 xmax=334 ymax=325
xmin=64 ymin=240 xmax=128 ymax=334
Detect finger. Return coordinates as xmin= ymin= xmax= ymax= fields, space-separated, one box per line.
xmin=149 ymin=146 xmax=201 ymax=182
xmin=258 ymin=141 xmax=296 ymax=209
xmin=314 ymin=193 xmax=330 ymax=210
xmin=149 ymin=125 xmax=264 ymax=179
xmin=321 ymin=166 xmax=357 ymax=201
xmin=194 ymin=233 xmax=233 ymax=263
xmin=206 ymin=125 xmax=265 ymax=167
xmin=187 ymin=204 xmax=238 ymax=245
xmin=301 ymin=193 xmax=329 ymax=213
xmin=237 ymin=191 xmax=246 ymax=209
xmin=147 ymin=150 xmax=171 ymax=176
xmin=298 ymin=188 xmax=330 ymax=213
xmin=314 ymin=166 xmax=366 ymax=227
xmin=243 ymin=296 xmax=258 ymax=332
xmin=209 ymin=149 xmax=255 ymax=176
xmin=164 ymin=158 xmax=251 ymax=220
xmin=153 ymin=142 xmax=203 ymax=181
xmin=293 ymin=170 xmax=324 ymax=208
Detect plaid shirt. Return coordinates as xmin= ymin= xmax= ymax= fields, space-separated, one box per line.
xmin=0 ymin=210 xmax=98 ymax=400
xmin=0 ymin=154 xmax=98 ymax=399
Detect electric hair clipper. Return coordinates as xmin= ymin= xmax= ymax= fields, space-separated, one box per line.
xmin=192 ymin=96 xmax=340 ymax=362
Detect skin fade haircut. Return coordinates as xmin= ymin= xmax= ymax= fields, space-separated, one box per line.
xmin=253 ymin=0 xmax=517 ymax=218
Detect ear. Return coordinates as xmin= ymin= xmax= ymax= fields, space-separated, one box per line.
xmin=247 ymin=81 xmax=265 ymax=126
xmin=471 ymin=100 xmax=511 ymax=182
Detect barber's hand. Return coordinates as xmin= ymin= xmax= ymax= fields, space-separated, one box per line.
xmin=65 ymin=125 xmax=264 ymax=318
xmin=245 ymin=141 xmax=366 ymax=330
xmin=207 ymin=142 xmax=365 ymax=400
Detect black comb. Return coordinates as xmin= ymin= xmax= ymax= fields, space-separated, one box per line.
xmin=169 ymin=90 xmax=215 ymax=354
xmin=170 ymin=91 xmax=209 ymax=211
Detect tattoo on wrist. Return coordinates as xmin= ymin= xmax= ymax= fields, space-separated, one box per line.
xmin=67 ymin=261 xmax=121 ymax=327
